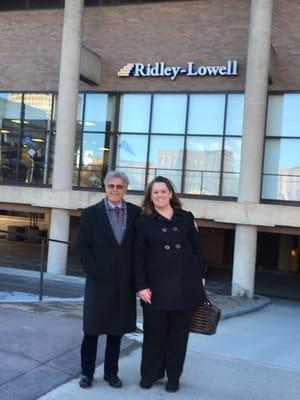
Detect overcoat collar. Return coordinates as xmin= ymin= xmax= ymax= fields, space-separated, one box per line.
xmin=150 ymin=207 xmax=185 ymax=222
xmin=95 ymin=199 xmax=131 ymax=247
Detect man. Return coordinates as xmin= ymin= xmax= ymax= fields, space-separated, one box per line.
xmin=76 ymin=171 xmax=140 ymax=389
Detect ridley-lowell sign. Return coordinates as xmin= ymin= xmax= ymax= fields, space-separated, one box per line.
xmin=118 ymin=60 xmax=238 ymax=81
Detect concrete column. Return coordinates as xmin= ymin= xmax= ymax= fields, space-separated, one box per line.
xmin=47 ymin=210 xmax=71 ymax=274
xmin=47 ymin=0 xmax=84 ymax=275
xmin=232 ymin=0 xmax=273 ymax=298
xmin=232 ymin=225 xmax=257 ymax=297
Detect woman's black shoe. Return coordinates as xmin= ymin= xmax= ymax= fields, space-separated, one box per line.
xmin=165 ymin=380 xmax=180 ymax=392
xmin=79 ymin=375 xmax=93 ymax=388
xmin=140 ymin=379 xmax=153 ymax=389
xmin=104 ymin=374 xmax=123 ymax=388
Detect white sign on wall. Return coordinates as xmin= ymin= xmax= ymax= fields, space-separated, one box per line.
xmin=118 ymin=60 xmax=238 ymax=81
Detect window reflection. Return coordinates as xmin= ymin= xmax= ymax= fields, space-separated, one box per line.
xmin=22 ymin=94 xmax=53 ymax=184
xmin=222 ymin=137 xmax=241 ymax=197
xmin=116 ymin=134 xmax=148 ymax=190
xmin=148 ymin=135 xmax=184 ymax=191
xmin=119 ymin=94 xmax=151 ymax=133
xmin=73 ymin=94 xmax=117 ymax=188
xmin=84 ymin=94 xmax=115 ymax=132
xmin=0 ymin=93 xmax=22 ymax=183
xmin=79 ymin=133 xmax=108 ymax=188
xmin=266 ymin=94 xmax=300 ymax=137
xmin=262 ymin=138 xmax=300 ymax=200
xmin=184 ymin=171 xmax=220 ymax=196
xmin=184 ymin=137 xmax=222 ymax=195
xmin=151 ymin=94 xmax=187 ymax=134
xmin=0 ymin=91 xmax=249 ymax=197
xmin=225 ymin=94 xmax=244 ymax=135
xmin=188 ymin=94 xmax=225 ymax=135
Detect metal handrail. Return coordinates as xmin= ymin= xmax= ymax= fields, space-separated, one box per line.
xmin=0 ymin=228 xmax=71 ymax=302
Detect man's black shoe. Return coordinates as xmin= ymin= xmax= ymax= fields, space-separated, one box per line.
xmin=79 ymin=375 xmax=93 ymax=388
xmin=166 ymin=380 xmax=180 ymax=392
xmin=104 ymin=374 xmax=123 ymax=388
xmin=139 ymin=379 xmax=153 ymax=389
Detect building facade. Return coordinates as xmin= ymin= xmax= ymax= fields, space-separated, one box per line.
xmin=0 ymin=0 xmax=299 ymax=297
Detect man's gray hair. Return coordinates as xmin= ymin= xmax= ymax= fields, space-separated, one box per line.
xmin=104 ymin=170 xmax=129 ymax=187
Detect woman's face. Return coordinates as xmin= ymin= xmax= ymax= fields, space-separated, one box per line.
xmin=151 ymin=182 xmax=172 ymax=209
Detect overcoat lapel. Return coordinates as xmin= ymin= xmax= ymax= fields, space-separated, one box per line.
xmin=95 ymin=200 xmax=120 ymax=247
xmin=121 ymin=202 xmax=132 ymax=245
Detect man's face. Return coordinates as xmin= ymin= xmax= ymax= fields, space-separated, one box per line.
xmin=105 ymin=177 xmax=127 ymax=205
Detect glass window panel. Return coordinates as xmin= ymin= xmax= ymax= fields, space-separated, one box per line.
xmin=184 ymin=171 xmax=220 ymax=196
xmin=0 ymin=93 xmax=22 ymax=131
xmin=82 ymin=133 xmax=106 ymax=166
xmin=225 ymin=93 xmax=244 ymax=135
xmin=21 ymin=132 xmax=46 ymax=184
xmin=24 ymin=93 xmax=52 ymax=130
xmin=0 ymin=130 xmax=20 ymax=183
xmin=46 ymin=132 xmax=55 ymax=185
xmin=263 ymin=139 xmax=300 ymax=175
xmin=152 ymin=94 xmax=187 ymax=134
xmin=222 ymin=173 xmax=239 ymax=197
xmin=79 ymin=132 xmax=108 ymax=188
xmin=84 ymin=93 xmax=112 ymax=132
xmin=148 ymin=135 xmax=184 ymax=192
xmin=185 ymin=136 xmax=222 ymax=172
xmin=119 ymin=94 xmax=151 ymax=133
xmin=262 ymin=175 xmax=300 ymax=201
xmin=73 ymin=168 xmax=80 ymax=187
xmin=266 ymin=95 xmax=283 ymax=137
xmin=148 ymin=135 xmax=184 ymax=191
xmin=262 ymin=138 xmax=300 ymax=201
xmin=221 ymin=137 xmax=241 ymax=197
xmin=188 ymin=94 xmax=225 ymax=135
xmin=116 ymin=134 xmax=148 ymax=190
xmin=79 ymin=166 xmax=104 ymax=188
xmin=266 ymin=94 xmax=300 ymax=137
xmin=223 ymin=137 xmax=241 ymax=173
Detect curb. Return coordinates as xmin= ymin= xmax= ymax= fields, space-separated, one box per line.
xmin=220 ymin=295 xmax=271 ymax=320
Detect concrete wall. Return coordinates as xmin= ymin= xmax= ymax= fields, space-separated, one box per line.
xmin=0 ymin=0 xmax=299 ymax=91
xmin=0 ymin=185 xmax=300 ymax=230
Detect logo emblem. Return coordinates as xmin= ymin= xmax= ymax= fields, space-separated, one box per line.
xmin=117 ymin=63 xmax=135 ymax=77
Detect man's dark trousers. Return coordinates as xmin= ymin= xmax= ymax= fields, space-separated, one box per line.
xmin=81 ymin=333 xmax=122 ymax=378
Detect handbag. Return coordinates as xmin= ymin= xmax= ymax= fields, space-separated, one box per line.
xmin=190 ymin=297 xmax=221 ymax=335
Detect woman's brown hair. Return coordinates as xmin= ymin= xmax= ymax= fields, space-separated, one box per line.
xmin=141 ymin=176 xmax=182 ymax=215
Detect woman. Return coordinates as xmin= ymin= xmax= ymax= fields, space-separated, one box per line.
xmin=134 ymin=176 xmax=206 ymax=393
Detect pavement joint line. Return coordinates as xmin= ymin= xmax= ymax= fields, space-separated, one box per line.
xmin=0 ymin=341 xmax=81 ymax=388
xmin=0 ymin=362 xmax=74 ymax=389
xmin=0 ymin=347 xmax=43 ymax=365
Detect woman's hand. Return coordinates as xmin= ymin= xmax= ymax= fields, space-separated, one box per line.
xmin=139 ymin=288 xmax=152 ymax=304
xmin=202 ymin=278 xmax=206 ymax=287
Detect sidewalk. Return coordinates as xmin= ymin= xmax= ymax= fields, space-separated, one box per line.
xmin=0 ymin=267 xmax=270 ymax=400
xmin=37 ymin=298 xmax=300 ymax=400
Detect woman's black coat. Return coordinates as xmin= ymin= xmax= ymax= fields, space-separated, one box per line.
xmin=76 ymin=200 xmax=140 ymax=335
xmin=134 ymin=208 xmax=206 ymax=311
